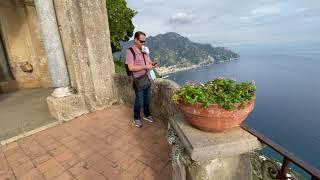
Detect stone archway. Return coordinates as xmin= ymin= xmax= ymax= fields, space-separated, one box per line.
xmin=0 ymin=0 xmax=52 ymax=90
xmin=0 ymin=1 xmax=57 ymax=142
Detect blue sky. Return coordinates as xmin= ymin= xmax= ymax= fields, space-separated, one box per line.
xmin=126 ymin=0 xmax=320 ymax=54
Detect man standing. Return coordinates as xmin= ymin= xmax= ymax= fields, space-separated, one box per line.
xmin=126 ymin=31 xmax=156 ymax=127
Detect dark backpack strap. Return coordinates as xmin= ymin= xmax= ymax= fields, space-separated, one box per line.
xmin=129 ymin=47 xmax=136 ymax=61
xmin=127 ymin=47 xmax=136 ymax=78
xmin=142 ymin=54 xmax=148 ymax=74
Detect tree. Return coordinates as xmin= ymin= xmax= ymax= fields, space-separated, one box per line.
xmin=106 ymin=0 xmax=137 ymax=53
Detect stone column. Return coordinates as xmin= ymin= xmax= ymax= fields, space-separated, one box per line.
xmin=34 ymin=0 xmax=72 ymax=97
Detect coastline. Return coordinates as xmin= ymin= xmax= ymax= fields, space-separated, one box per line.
xmin=156 ymin=64 xmax=204 ymax=76
xmin=156 ymin=58 xmax=238 ymax=76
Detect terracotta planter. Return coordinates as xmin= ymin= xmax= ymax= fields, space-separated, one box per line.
xmin=177 ymin=97 xmax=255 ymax=132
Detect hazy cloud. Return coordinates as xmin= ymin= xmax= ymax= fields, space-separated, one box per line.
xmin=168 ymin=12 xmax=195 ymax=25
xmin=126 ymin=0 xmax=320 ymax=51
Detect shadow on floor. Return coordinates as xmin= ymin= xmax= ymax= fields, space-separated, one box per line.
xmin=0 ymin=88 xmax=57 ymax=141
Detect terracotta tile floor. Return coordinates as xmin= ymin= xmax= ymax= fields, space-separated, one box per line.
xmin=0 ymin=105 xmax=172 ymax=180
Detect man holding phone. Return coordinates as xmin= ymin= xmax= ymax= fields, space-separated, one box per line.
xmin=126 ymin=31 xmax=157 ymax=128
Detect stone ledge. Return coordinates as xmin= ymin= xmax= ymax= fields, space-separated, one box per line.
xmin=169 ymin=114 xmax=263 ymax=161
xmin=47 ymin=93 xmax=89 ymax=121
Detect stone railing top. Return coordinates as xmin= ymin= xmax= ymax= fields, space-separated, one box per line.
xmin=154 ymin=78 xmax=181 ymax=90
xmin=169 ymin=114 xmax=263 ymax=161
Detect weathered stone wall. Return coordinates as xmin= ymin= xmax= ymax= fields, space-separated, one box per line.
xmin=113 ymin=74 xmax=181 ymax=125
xmin=53 ymin=0 xmax=117 ymax=112
xmin=186 ymin=154 xmax=252 ymax=180
xmin=0 ymin=1 xmax=51 ymax=89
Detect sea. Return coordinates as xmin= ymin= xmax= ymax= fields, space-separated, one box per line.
xmin=167 ymin=54 xmax=320 ymax=178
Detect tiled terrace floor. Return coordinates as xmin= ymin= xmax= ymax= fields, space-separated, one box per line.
xmin=0 ymin=105 xmax=172 ymax=180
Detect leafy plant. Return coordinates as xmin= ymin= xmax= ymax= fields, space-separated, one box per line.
xmin=106 ymin=0 xmax=137 ymax=52
xmin=114 ymin=59 xmax=126 ymax=74
xmin=172 ymin=78 xmax=256 ymax=110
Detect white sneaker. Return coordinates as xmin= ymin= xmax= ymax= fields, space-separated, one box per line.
xmin=133 ymin=119 xmax=143 ymax=127
xmin=143 ymin=116 xmax=155 ymax=123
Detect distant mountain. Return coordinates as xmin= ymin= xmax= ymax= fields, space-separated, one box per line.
xmin=113 ymin=32 xmax=239 ymax=67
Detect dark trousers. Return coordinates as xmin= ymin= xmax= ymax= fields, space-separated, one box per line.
xmin=134 ymin=85 xmax=151 ymax=120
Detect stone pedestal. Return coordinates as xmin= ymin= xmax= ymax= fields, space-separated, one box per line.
xmin=47 ymin=94 xmax=89 ymax=121
xmin=168 ymin=114 xmax=263 ymax=180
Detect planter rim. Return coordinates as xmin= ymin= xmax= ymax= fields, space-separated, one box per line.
xmin=177 ymin=95 xmax=256 ymax=110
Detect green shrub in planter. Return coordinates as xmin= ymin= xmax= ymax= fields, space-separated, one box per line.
xmin=172 ymin=78 xmax=256 ymax=110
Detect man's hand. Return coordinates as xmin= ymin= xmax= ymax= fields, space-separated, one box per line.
xmin=152 ymin=62 xmax=158 ymax=68
xmin=145 ymin=63 xmax=153 ymax=70
xmin=151 ymin=58 xmax=158 ymax=68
